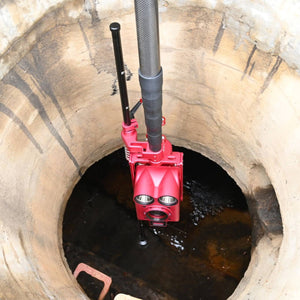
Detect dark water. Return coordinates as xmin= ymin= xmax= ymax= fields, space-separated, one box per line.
xmin=63 ymin=147 xmax=251 ymax=300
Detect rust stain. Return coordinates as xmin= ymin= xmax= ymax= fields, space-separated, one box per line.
xmin=248 ymin=61 xmax=256 ymax=76
xmin=241 ymin=44 xmax=257 ymax=80
xmin=3 ymin=69 xmax=82 ymax=177
xmin=18 ymin=47 xmax=73 ymax=138
xmin=260 ymin=56 xmax=282 ymax=94
xmin=0 ymin=103 xmax=43 ymax=154
xmin=213 ymin=16 xmax=225 ymax=54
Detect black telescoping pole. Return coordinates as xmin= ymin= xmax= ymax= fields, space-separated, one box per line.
xmin=110 ymin=22 xmax=131 ymax=126
xmin=134 ymin=0 xmax=163 ymax=152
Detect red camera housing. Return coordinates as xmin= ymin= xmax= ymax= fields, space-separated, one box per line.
xmin=122 ymin=118 xmax=183 ymax=226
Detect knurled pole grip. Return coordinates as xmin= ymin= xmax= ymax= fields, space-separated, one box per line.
xmin=110 ymin=22 xmax=131 ymax=126
xmin=134 ymin=0 xmax=163 ymax=152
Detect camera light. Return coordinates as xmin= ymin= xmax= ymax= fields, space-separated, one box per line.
xmin=158 ymin=195 xmax=178 ymax=206
xmin=135 ymin=194 xmax=154 ymax=205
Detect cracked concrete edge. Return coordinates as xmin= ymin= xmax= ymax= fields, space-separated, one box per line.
xmin=1 ymin=0 xmax=300 ymax=81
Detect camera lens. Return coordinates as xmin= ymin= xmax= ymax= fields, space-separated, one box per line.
xmin=135 ymin=194 xmax=154 ymax=205
xmin=158 ymin=195 xmax=178 ymax=206
xmin=146 ymin=210 xmax=168 ymax=221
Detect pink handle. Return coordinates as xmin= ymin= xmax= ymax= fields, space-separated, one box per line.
xmin=73 ymin=263 xmax=112 ymax=300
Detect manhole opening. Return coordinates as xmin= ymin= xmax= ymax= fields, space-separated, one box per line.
xmin=63 ymin=147 xmax=252 ymax=300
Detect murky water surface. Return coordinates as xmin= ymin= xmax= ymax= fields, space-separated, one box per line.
xmin=63 ymin=147 xmax=251 ymax=300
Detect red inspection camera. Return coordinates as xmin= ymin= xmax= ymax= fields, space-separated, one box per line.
xmin=110 ymin=17 xmax=183 ymax=228
xmin=122 ymin=118 xmax=183 ymax=227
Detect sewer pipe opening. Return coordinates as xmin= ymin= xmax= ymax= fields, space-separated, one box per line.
xmin=63 ymin=147 xmax=253 ymax=299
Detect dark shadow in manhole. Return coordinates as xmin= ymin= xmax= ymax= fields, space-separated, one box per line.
xmin=63 ymin=147 xmax=252 ymax=300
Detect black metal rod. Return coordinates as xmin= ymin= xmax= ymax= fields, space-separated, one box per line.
xmin=110 ymin=22 xmax=131 ymax=126
xmin=137 ymin=221 xmax=148 ymax=247
xmin=130 ymin=99 xmax=143 ymax=119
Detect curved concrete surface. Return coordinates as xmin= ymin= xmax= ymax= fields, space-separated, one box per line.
xmin=0 ymin=1 xmax=299 ymax=299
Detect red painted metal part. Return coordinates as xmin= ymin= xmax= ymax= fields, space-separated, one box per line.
xmin=73 ymin=263 xmax=112 ymax=300
xmin=122 ymin=118 xmax=183 ymax=226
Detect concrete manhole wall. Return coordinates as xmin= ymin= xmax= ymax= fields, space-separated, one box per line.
xmin=0 ymin=0 xmax=299 ymax=299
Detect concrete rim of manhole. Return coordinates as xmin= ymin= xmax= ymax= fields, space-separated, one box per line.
xmin=1 ymin=1 xmax=299 ymax=299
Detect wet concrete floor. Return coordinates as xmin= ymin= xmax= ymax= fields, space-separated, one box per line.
xmin=63 ymin=147 xmax=252 ymax=299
